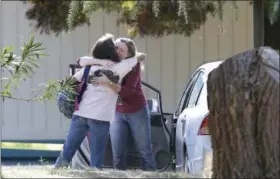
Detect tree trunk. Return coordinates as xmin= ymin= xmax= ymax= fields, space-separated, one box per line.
xmin=207 ymin=47 xmax=279 ymax=178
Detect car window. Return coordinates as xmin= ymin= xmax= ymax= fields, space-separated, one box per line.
xmin=174 ymin=71 xmax=201 ymax=116
xmin=185 ymin=71 xmax=205 ymax=108
xmin=197 ymin=83 xmax=207 ymax=106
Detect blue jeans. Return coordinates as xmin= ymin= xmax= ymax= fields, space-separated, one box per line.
xmin=54 ymin=115 xmax=109 ymax=169
xmin=110 ymin=105 xmax=156 ymax=171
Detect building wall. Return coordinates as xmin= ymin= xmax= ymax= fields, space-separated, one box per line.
xmin=0 ymin=1 xmax=253 ymax=140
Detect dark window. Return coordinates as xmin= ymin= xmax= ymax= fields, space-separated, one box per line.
xmin=184 ymin=72 xmax=205 ymax=109
xmin=174 ymin=70 xmax=204 ymax=116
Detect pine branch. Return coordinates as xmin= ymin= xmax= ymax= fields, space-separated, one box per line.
xmin=68 ymin=1 xmax=83 ymax=31
xmin=24 ymin=0 xmax=279 ymax=38
xmin=152 ymin=0 xmax=160 ymax=17
xmin=266 ymin=0 xmax=280 ymax=25
xmin=232 ymin=1 xmax=239 ymax=21
xmin=82 ymin=1 xmax=99 ymax=19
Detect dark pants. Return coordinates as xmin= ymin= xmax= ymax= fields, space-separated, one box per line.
xmin=54 ymin=115 xmax=109 ymax=169
xmin=110 ymin=105 xmax=156 ymax=171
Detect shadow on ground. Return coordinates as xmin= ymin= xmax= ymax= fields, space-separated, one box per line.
xmin=2 ymin=165 xmax=202 ymax=178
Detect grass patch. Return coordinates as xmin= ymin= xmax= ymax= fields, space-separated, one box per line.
xmin=2 ymin=165 xmax=202 ymax=178
xmin=1 ymin=150 xmax=213 ymax=178
xmin=1 ymin=142 xmax=62 ymax=151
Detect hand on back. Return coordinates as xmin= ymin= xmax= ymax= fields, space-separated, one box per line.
xmin=136 ymin=52 xmax=147 ymax=62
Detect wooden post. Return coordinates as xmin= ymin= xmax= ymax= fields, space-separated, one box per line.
xmin=207 ymin=47 xmax=279 ymax=178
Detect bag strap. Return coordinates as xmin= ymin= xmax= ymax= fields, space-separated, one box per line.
xmin=79 ymin=65 xmax=91 ymax=97
xmin=76 ymin=66 xmax=91 ymax=107
xmin=81 ymin=65 xmax=91 ymax=82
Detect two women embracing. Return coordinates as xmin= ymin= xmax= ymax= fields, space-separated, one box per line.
xmin=55 ymin=33 xmax=156 ymax=171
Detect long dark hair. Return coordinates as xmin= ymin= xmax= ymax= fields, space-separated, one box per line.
xmin=91 ymin=33 xmax=120 ymax=63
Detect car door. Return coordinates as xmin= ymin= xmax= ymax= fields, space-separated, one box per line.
xmin=175 ymin=70 xmax=204 ymax=171
xmin=180 ymin=71 xmax=206 ymax=145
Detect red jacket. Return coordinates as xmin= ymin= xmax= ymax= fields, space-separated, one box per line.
xmin=116 ymin=63 xmax=146 ymax=113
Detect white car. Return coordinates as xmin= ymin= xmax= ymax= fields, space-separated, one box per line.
xmin=175 ymin=61 xmax=222 ymax=174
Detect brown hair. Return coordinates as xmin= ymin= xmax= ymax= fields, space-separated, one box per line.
xmin=115 ymin=38 xmax=136 ymax=59
xmin=91 ymin=33 xmax=120 ymax=63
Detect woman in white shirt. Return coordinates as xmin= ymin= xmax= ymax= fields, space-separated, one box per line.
xmin=54 ymin=34 xmax=145 ymax=169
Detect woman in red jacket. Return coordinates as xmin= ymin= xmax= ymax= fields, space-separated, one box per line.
xmin=78 ymin=38 xmax=156 ymax=171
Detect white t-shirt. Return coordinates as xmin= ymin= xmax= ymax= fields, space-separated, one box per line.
xmin=72 ymin=57 xmax=137 ymax=122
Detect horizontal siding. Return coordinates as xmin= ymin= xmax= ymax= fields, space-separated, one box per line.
xmin=0 ymin=1 xmax=253 ymax=140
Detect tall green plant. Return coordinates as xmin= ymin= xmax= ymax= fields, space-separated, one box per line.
xmin=1 ymin=35 xmax=73 ymax=101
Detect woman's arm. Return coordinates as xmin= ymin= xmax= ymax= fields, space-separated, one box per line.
xmin=120 ymin=52 xmax=146 ymax=68
xmin=90 ymin=73 xmax=121 ymax=93
xmin=72 ymin=67 xmax=85 ymax=82
xmin=89 ymin=53 xmax=146 ymax=92
xmin=78 ymin=53 xmax=145 ymax=67
xmin=112 ymin=53 xmax=146 ymax=78
xmin=78 ymin=56 xmax=115 ymax=67
xmin=136 ymin=52 xmax=146 ymax=62
xmin=102 ymin=81 xmax=121 ymax=93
